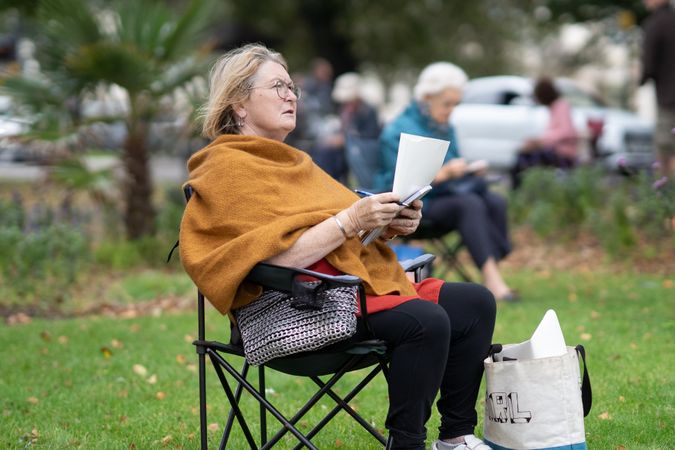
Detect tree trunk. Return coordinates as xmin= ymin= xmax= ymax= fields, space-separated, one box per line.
xmin=122 ymin=121 xmax=156 ymax=240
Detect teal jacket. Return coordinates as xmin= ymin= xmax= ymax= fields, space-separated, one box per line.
xmin=375 ymin=101 xmax=460 ymax=196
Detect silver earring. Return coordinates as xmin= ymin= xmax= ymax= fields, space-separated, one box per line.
xmin=237 ymin=118 xmax=244 ymax=127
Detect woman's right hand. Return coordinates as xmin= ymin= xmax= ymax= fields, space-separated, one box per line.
xmin=340 ymin=193 xmax=403 ymax=235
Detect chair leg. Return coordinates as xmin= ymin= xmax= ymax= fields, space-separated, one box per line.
xmin=292 ymin=365 xmax=387 ymax=449
xmin=260 ymin=354 xmax=364 ymax=449
xmin=210 ymin=353 xmax=258 ymax=450
xmin=222 ymin=360 xmax=251 ymax=448
xmin=259 ymin=366 xmax=267 ymax=446
xmin=208 ymin=349 xmax=318 ymax=450
xmin=198 ymin=351 xmax=208 ymax=450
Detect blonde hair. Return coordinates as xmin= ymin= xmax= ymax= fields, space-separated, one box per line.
xmin=413 ymin=62 xmax=468 ymax=101
xmin=201 ymin=43 xmax=287 ymax=139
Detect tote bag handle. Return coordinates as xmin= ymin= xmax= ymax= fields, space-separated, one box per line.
xmin=575 ymin=344 xmax=592 ymax=417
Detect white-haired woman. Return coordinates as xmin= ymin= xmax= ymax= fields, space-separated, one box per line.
xmin=377 ymin=62 xmax=517 ymax=302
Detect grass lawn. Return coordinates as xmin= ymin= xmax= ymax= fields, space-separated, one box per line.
xmin=1 ymin=268 xmax=673 ymax=449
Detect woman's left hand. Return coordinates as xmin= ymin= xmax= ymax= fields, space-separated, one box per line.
xmin=383 ymin=199 xmax=423 ymax=237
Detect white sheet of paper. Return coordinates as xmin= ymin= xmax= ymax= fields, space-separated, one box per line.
xmin=392 ymin=133 xmax=449 ymax=198
xmin=494 ymin=309 xmax=567 ymax=361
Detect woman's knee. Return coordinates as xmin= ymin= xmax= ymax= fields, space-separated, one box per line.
xmin=440 ymin=283 xmax=496 ymax=325
xmin=401 ymin=300 xmax=451 ymax=344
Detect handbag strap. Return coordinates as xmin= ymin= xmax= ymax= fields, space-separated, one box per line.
xmin=575 ymin=344 xmax=592 ymax=417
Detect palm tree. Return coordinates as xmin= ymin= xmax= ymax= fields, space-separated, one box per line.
xmin=1 ymin=0 xmax=214 ymax=239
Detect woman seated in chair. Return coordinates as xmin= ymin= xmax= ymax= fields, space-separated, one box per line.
xmin=509 ymin=76 xmax=579 ymax=189
xmin=180 ymin=44 xmax=495 ymax=450
xmin=376 ymin=62 xmax=517 ymax=302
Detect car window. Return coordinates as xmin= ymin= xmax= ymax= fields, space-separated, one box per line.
xmin=556 ymin=82 xmax=605 ymax=108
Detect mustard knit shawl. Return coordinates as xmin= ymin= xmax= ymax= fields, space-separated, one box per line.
xmin=179 ymin=134 xmax=415 ymax=314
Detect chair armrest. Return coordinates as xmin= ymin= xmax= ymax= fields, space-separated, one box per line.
xmin=399 ymin=254 xmax=436 ymax=273
xmin=246 ymin=262 xmax=362 ymax=292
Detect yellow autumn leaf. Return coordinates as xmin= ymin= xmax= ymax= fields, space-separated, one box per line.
xmin=156 ymin=391 xmax=166 ymax=400
xmin=598 ymin=411 xmax=611 ymax=420
xmin=57 ymin=335 xmax=68 ymax=345
xmin=207 ymin=423 xmax=219 ymax=432
xmin=132 ymin=364 xmax=148 ymax=377
xmin=176 ymin=354 xmax=186 ymax=364
xmin=100 ymin=347 xmax=113 ymax=359
xmin=26 ymin=396 xmax=39 ymax=405
xmin=580 ymin=333 xmax=592 ymax=341
xmin=111 ymin=339 xmax=124 ymax=349
xmin=147 ymin=374 xmax=157 ymax=384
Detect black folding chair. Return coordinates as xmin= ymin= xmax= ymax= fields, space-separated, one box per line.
xmin=399 ymin=218 xmax=473 ymax=282
xmin=181 ymin=185 xmax=436 ymax=449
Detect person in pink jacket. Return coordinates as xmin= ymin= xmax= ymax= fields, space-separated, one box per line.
xmin=510 ymin=77 xmax=579 ymax=189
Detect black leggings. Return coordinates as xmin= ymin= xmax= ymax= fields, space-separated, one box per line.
xmin=424 ymin=192 xmax=511 ymax=269
xmin=348 ymin=282 xmax=496 ymax=449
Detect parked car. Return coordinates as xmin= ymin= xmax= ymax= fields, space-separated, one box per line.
xmin=451 ymin=76 xmax=655 ymax=171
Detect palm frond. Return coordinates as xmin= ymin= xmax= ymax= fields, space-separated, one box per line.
xmin=0 ymin=75 xmax=66 ymax=112
xmin=159 ymin=0 xmax=216 ymax=62
xmin=65 ymin=42 xmax=157 ymax=95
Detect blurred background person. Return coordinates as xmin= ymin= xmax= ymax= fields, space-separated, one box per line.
xmin=640 ymin=0 xmax=675 ymax=178
xmin=510 ymin=76 xmax=578 ymax=189
xmin=332 ymin=72 xmax=381 ymax=190
xmin=299 ymin=57 xmax=348 ymax=182
xmin=376 ymin=62 xmax=517 ymax=302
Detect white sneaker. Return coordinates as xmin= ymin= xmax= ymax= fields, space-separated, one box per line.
xmin=431 ymin=434 xmax=492 ymax=450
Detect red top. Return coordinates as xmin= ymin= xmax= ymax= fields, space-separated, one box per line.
xmin=307 ymin=259 xmax=444 ymax=315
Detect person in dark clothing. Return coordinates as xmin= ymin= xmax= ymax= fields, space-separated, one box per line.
xmin=641 ymin=0 xmax=675 ymax=178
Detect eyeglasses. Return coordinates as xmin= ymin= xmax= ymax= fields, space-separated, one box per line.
xmin=249 ymin=80 xmax=301 ymax=100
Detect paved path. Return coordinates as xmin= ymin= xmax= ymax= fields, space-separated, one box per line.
xmin=0 ymin=156 xmax=186 ymax=183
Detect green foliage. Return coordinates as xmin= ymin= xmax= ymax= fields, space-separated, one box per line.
xmin=0 ymin=223 xmax=89 ymax=304
xmin=511 ymin=167 xmax=673 ymax=256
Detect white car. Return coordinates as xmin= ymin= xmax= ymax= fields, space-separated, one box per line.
xmin=451 ymin=76 xmax=655 ymax=171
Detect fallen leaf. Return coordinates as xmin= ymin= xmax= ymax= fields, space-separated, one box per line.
xmin=598 ymin=411 xmax=611 ymax=420
xmin=629 ymin=342 xmax=638 ymax=349
xmin=615 ymin=446 xmax=626 ymax=450
xmin=100 ymin=347 xmax=112 ymax=359
xmin=40 ymin=331 xmax=52 ymax=342
xmin=580 ymin=333 xmax=592 ymax=341
xmin=111 ymin=339 xmax=124 ymax=349
xmin=118 ymin=389 xmax=129 ymax=398
xmin=334 ymin=438 xmax=344 ymax=447
xmin=156 ymin=391 xmax=166 ymax=400
xmin=618 ymin=396 xmax=625 ymax=402
xmin=147 ymin=374 xmax=157 ymax=384
xmin=175 ymin=354 xmax=186 ymax=364
xmin=58 ymin=335 xmax=69 ymax=345
xmin=6 ymin=312 xmax=31 ymax=326
xmin=26 ymin=397 xmax=39 ymax=405
xmin=161 ymin=435 xmax=172 ymax=446
xmin=590 ymin=311 xmax=600 ymax=319
xmin=132 ymin=364 xmax=148 ymax=377
xmin=184 ymin=334 xmax=194 ymax=343
xmin=663 ymin=279 xmax=672 ymax=289
xmin=207 ymin=423 xmax=219 ymax=432
xmin=129 ymin=324 xmax=141 ymax=332
xmin=186 ymin=364 xmax=197 ymax=373
xmin=568 ymin=292 xmax=578 ymax=302
xmin=119 ymin=415 xmax=128 ymax=424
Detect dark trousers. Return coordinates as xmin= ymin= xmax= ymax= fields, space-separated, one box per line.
xmin=349 ymin=282 xmax=496 ymax=449
xmin=424 ymin=192 xmax=511 ymax=269
xmin=510 ymin=148 xmax=576 ymax=189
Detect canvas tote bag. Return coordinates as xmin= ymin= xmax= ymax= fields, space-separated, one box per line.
xmin=483 ymin=344 xmax=592 ymax=450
